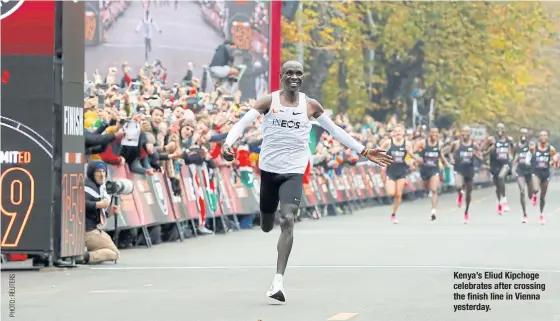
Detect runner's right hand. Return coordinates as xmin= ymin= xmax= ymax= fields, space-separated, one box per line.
xmin=222 ymin=144 xmax=235 ymax=162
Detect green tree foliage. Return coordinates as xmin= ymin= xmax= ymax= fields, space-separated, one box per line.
xmin=281 ymin=1 xmax=557 ymax=126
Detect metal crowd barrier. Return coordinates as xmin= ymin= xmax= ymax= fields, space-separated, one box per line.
xmin=101 ymin=162 xmax=494 ymax=248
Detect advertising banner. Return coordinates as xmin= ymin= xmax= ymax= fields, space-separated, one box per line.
xmin=1 ymin=1 xmax=56 ymax=253
xmin=59 ymin=1 xmax=87 ymax=258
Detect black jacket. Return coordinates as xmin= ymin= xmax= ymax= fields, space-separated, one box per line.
xmin=209 ymin=44 xmax=233 ymax=67
xmin=85 ymin=123 xmax=117 ymax=155
xmin=84 ymin=161 xmax=108 ymax=232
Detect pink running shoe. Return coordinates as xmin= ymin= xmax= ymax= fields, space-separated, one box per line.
xmin=390 ymin=215 xmax=399 ymax=224
xmin=531 ymin=194 xmax=538 ymax=207
xmin=497 ymin=203 xmax=503 ymax=216
xmin=456 ymin=193 xmax=463 ymax=208
xmin=464 ymin=213 xmax=469 ymax=224
xmin=502 ymin=201 xmax=510 ymax=212
xmin=522 ymin=216 xmax=528 ymax=224
xmin=539 ymin=215 xmax=545 ymax=225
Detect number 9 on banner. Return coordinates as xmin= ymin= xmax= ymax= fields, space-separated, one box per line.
xmin=0 ymin=168 xmax=35 ymax=247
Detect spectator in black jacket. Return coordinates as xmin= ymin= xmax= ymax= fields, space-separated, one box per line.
xmin=85 ymin=121 xmax=124 ymax=156
xmin=208 ymin=40 xmax=239 ymax=80
xmin=80 ymin=161 xmax=120 ymax=264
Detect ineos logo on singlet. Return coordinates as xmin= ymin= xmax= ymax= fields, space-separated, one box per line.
xmin=459 ymin=147 xmax=473 ymax=163
xmin=271 ymin=118 xmax=301 ymax=129
xmin=495 ymin=141 xmax=509 ymax=160
xmin=535 ymin=150 xmax=550 ymax=169
xmin=1 ymin=0 xmax=25 ymax=21
xmin=518 ymin=146 xmax=531 ymax=166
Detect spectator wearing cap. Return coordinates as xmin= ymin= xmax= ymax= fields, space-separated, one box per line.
xmin=79 ymin=160 xmax=120 ymax=264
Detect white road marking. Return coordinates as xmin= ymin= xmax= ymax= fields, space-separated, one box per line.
xmin=90 ymin=265 xmax=560 ymax=273
xmin=327 ymin=313 xmax=359 ymax=321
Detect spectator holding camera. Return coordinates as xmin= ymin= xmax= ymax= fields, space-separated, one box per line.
xmin=80 ymin=161 xmax=120 ymax=264
xmin=121 ymin=111 xmax=155 ymax=175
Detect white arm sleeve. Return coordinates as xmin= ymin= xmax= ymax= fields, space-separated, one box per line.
xmin=224 ymin=108 xmax=261 ymax=146
xmin=316 ymin=113 xmax=365 ymax=154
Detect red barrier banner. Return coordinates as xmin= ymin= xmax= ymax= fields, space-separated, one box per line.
xmin=229 ymin=168 xmax=260 ymax=214
xmin=217 ymin=167 xmax=243 ymax=215
xmin=369 ymin=166 xmax=387 ymax=197
xmin=349 ymin=166 xmax=367 ymax=200
xmin=130 ymin=172 xmax=177 ymax=224
xmin=179 ymin=165 xmax=202 ymax=221
xmin=357 ymin=164 xmax=376 ymax=199
xmin=312 ymin=174 xmax=327 ymax=205
xmin=106 ymin=165 xmax=154 ymax=230
xmin=163 ymin=173 xmax=189 ymax=222
xmin=100 ymin=162 xmax=495 ymax=234
xmin=343 ymin=168 xmax=358 ymax=201
xmin=321 ymin=174 xmax=338 ymax=204
xmin=303 ymin=182 xmax=317 ymax=207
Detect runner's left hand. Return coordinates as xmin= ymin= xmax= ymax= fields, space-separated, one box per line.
xmin=364 ymin=148 xmax=393 ymax=167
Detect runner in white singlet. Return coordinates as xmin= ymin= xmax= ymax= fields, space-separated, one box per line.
xmin=222 ymin=61 xmax=393 ymax=303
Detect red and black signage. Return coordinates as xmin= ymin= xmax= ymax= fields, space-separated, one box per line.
xmin=1 ymin=1 xmax=56 ymax=253
xmin=1 ymin=1 xmax=86 ymax=258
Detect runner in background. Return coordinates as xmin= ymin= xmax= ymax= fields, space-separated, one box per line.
xmin=449 ymin=126 xmax=483 ymax=224
xmin=380 ymin=124 xmax=421 ymax=224
xmin=415 ymin=127 xmax=452 ymax=220
xmin=530 ymin=131 xmax=558 ymax=225
xmin=135 ymin=9 xmax=162 ymax=62
xmin=512 ymin=128 xmax=534 ymax=222
xmin=484 ymin=123 xmax=513 ymax=215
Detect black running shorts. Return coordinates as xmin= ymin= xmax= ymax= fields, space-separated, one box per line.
xmin=387 ymin=164 xmax=408 ymax=181
xmin=420 ymin=166 xmax=440 ymax=181
xmin=533 ymin=170 xmax=551 ymax=183
xmin=259 ymin=170 xmax=304 ymax=214
xmin=454 ymin=165 xmax=474 ymax=182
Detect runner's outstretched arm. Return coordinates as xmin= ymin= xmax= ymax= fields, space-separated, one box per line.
xmin=224 ymin=95 xmax=271 ymax=147
xmin=308 ymin=98 xmax=392 ymax=167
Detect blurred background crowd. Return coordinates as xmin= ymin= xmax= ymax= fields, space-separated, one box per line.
xmin=83 ymin=0 xmax=560 ymax=235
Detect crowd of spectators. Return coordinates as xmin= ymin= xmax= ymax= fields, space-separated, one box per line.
xmin=83 ymin=59 xmax=479 ymax=236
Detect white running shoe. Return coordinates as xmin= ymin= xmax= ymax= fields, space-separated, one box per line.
xmin=198 ymin=226 xmax=214 ymax=235
xmin=266 ymin=274 xmax=285 ymax=302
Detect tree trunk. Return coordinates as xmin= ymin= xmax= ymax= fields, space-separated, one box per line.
xmin=301 ymin=48 xmax=335 ymax=102
xmin=337 ymin=60 xmax=349 ymax=113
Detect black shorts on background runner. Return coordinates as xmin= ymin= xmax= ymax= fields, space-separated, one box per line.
xmin=420 ymin=167 xmax=439 ymax=181
xmin=516 ymin=166 xmax=532 ymax=182
xmin=259 ymin=170 xmax=304 ymax=214
xmin=454 ymin=165 xmax=474 ymax=182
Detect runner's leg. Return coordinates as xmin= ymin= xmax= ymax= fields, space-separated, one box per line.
xmin=265 ymin=173 xmax=303 ymax=302
xmin=463 ymin=178 xmax=473 ymax=223
xmin=429 ymin=174 xmax=440 ymax=218
xmin=498 ymin=164 xmax=510 ymax=210
xmin=455 ymin=172 xmax=465 ymax=207
xmin=517 ymin=175 xmax=528 ymax=218
xmin=259 ymin=171 xmax=281 ymax=233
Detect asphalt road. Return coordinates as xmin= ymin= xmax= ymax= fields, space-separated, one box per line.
xmin=2 ymin=180 xmax=560 ymax=321
xmin=85 ymin=1 xmax=223 ymax=85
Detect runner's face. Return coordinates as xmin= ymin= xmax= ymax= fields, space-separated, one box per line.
xmin=496 ymin=124 xmax=505 ymax=137
xmin=520 ymin=129 xmax=528 ymax=143
xmin=393 ymin=127 xmax=404 ymax=138
xmin=429 ymin=128 xmax=438 ymax=141
xmin=282 ymin=65 xmax=303 ymax=91
xmin=461 ymin=130 xmax=470 ymax=140
xmin=539 ymin=132 xmax=548 ymax=144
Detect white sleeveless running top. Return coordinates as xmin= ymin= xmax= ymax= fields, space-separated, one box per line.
xmin=259 ymin=91 xmax=312 ymax=174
